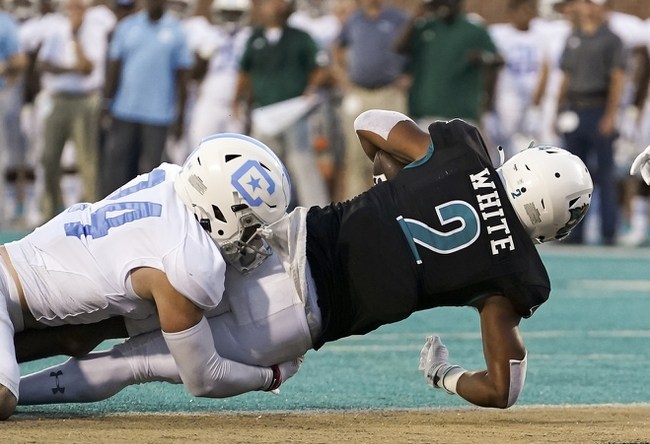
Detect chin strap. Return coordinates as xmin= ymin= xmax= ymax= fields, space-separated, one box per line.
xmin=496 ymin=140 xmax=536 ymax=168
xmin=497 ymin=145 xmax=505 ymax=168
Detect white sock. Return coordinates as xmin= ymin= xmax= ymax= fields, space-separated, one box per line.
xmin=18 ymin=349 xmax=136 ymax=405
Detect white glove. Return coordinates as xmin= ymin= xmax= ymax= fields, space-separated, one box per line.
xmin=418 ymin=336 xmax=462 ymax=394
xmin=630 ymin=145 xmax=650 ymax=185
xmin=264 ymin=355 xmax=304 ymax=395
xmin=278 ymin=355 xmax=304 ymax=384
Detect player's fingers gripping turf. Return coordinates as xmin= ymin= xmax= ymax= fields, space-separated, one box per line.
xmin=418 ymin=336 xmax=434 ymax=371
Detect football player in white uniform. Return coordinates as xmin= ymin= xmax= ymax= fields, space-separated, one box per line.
xmin=187 ymin=0 xmax=252 ymax=151
xmin=488 ymin=0 xmax=552 ymax=158
xmin=0 ymin=134 xmax=301 ymax=420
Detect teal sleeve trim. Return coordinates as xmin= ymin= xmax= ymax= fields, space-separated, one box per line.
xmin=405 ymin=142 xmax=434 ymax=169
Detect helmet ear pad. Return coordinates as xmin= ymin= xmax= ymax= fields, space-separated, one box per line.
xmin=497 ymin=146 xmax=593 ymax=243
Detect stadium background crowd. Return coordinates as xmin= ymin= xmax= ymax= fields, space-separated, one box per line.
xmin=0 ymin=0 xmax=649 ymax=246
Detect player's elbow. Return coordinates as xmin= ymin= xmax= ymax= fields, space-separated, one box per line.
xmin=488 ymin=390 xmax=512 ymax=409
xmin=185 ymin=379 xmax=222 ymax=398
xmin=482 ymin=353 xmax=527 ymax=409
xmin=487 ymin=381 xmax=524 ymax=409
xmin=183 ymin=375 xmax=232 ymax=399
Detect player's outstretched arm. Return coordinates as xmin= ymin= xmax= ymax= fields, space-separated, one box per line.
xmin=134 ymin=267 xmax=297 ymax=397
xmin=354 ymin=109 xmax=431 ymax=164
xmin=420 ymin=295 xmax=526 ymax=408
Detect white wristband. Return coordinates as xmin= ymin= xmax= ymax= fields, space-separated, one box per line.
xmin=440 ymin=365 xmax=466 ymax=395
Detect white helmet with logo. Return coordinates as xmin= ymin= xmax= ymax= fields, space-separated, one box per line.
xmin=497 ymin=146 xmax=593 ymax=243
xmin=174 ymin=133 xmax=291 ymax=272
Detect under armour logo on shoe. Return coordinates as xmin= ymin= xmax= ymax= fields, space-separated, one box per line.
xmin=50 ymin=370 xmax=65 ymax=394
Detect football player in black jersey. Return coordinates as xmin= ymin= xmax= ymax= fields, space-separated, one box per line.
xmin=16 ymin=110 xmax=593 ymax=409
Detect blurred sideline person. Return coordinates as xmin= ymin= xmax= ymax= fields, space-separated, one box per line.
xmin=101 ymin=0 xmax=193 ymax=197
xmin=332 ymin=0 xmax=408 ymax=200
xmin=395 ymin=0 xmax=502 ymax=130
xmin=37 ymin=0 xmax=107 ymax=221
xmin=556 ymin=0 xmax=624 ymax=245
xmin=487 ymin=0 xmax=551 ymax=159
xmin=603 ymin=3 xmax=650 ymax=247
xmin=233 ymin=0 xmax=330 ymax=208
xmin=288 ymin=0 xmax=351 ymax=204
xmin=187 ymin=0 xmax=251 ymax=151
xmin=0 ymin=134 xmax=301 ymax=420
xmin=13 ymin=0 xmax=67 ymax=228
xmin=0 ymin=8 xmax=27 ymax=226
xmin=16 ymin=109 xmax=593 ymax=411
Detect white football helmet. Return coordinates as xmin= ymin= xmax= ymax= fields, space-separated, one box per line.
xmin=213 ymin=0 xmax=249 ymax=27
xmin=174 ymin=133 xmax=291 ymax=272
xmin=497 ymin=146 xmax=593 ymax=243
xmin=214 ymin=0 xmax=250 ymax=12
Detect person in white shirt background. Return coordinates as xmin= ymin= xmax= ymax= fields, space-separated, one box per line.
xmin=11 ymin=0 xmax=115 ymax=227
xmin=606 ymin=6 xmax=650 ymax=246
xmin=36 ymin=0 xmax=110 ymax=221
xmin=0 ymin=3 xmax=26 ymax=229
xmin=185 ymin=0 xmax=252 ymax=155
xmin=288 ymin=0 xmax=353 ymax=200
xmin=487 ymin=0 xmax=551 ymax=159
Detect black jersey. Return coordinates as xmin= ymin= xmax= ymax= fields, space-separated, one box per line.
xmin=306 ymin=119 xmax=550 ymax=349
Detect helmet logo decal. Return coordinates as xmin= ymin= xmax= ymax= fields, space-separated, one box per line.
xmin=231 ymin=159 xmax=276 ymax=207
xmin=189 ymin=174 xmax=207 ymax=195
xmin=556 ymin=203 xmax=589 ymax=239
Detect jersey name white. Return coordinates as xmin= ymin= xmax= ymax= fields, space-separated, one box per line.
xmin=469 ymin=168 xmax=515 ymax=255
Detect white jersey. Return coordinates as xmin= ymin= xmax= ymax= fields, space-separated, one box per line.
xmin=38 ymin=17 xmax=109 ymax=93
xmin=489 ymin=22 xmax=551 ymax=102
xmin=531 ymin=18 xmax=573 ymax=146
xmin=288 ymin=11 xmax=341 ymax=51
xmin=488 ymin=22 xmax=553 ymax=155
xmin=19 ymin=13 xmax=67 ymax=53
xmin=608 ymin=11 xmax=646 ymax=50
xmin=183 ymin=15 xmax=215 ymax=57
xmin=84 ymin=5 xmax=117 ymax=39
xmin=188 ymin=24 xmax=250 ymax=147
xmin=5 ymin=163 xmax=226 ymax=326
xmin=200 ymin=24 xmax=251 ymax=104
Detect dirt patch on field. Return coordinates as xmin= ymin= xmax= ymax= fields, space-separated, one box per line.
xmin=3 ymin=405 xmax=649 ymax=443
